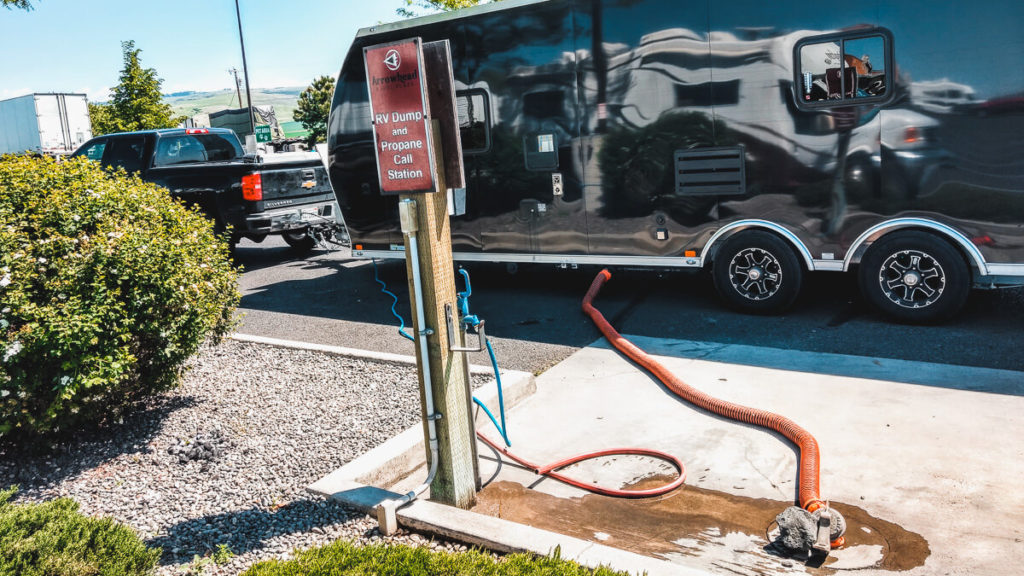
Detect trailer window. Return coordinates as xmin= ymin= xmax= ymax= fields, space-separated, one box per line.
xmin=523 ymin=90 xmax=564 ymax=119
xmin=456 ymin=90 xmax=490 ymax=154
xmin=794 ymin=29 xmax=892 ymax=109
xmin=675 ymin=80 xmax=741 ymax=107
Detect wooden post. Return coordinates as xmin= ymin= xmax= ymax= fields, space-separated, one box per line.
xmin=400 ymin=120 xmax=478 ymax=509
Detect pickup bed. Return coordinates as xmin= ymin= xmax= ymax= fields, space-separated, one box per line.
xmin=71 ymin=127 xmax=344 ymax=252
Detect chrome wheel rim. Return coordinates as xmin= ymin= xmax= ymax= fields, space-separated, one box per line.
xmin=729 ymin=247 xmax=783 ymax=301
xmin=878 ymin=249 xmax=945 ymax=309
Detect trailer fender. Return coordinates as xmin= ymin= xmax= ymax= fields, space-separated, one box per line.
xmin=700 ymin=220 xmax=815 ymax=271
xmin=842 ymin=218 xmax=987 ymax=275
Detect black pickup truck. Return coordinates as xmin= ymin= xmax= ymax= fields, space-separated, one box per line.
xmin=71 ymin=127 xmax=344 ymax=252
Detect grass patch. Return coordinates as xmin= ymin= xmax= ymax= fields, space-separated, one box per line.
xmin=0 ymin=486 xmax=160 ymax=576
xmin=241 ymin=540 xmax=632 ymax=576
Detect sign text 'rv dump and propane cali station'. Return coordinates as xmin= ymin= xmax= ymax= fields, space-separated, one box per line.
xmin=364 ymin=38 xmax=437 ymax=195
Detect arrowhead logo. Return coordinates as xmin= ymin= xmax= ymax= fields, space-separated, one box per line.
xmin=383 ymin=49 xmax=401 ymax=72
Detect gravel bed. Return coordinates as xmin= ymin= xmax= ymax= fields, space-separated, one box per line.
xmin=0 ymin=338 xmax=492 ymax=575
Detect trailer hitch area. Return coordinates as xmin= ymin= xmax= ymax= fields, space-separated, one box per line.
xmin=447 ymin=268 xmax=486 ymax=353
xmin=308 ymin=221 xmax=349 ymax=247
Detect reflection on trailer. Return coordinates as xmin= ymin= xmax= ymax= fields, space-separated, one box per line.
xmin=328 ymin=0 xmax=1024 ymax=322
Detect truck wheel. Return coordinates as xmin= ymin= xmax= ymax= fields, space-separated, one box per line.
xmin=858 ymin=231 xmax=969 ymax=323
xmin=282 ymin=229 xmax=316 ymax=254
xmin=213 ymin=219 xmax=239 ymax=258
xmin=712 ymin=230 xmax=803 ymax=314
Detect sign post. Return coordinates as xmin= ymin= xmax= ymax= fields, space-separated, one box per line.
xmin=364 ymin=38 xmax=476 ymax=510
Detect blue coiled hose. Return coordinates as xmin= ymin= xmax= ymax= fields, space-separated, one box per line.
xmin=475 ymin=337 xmax=510 ymax=446
xmin=372 ymin=259 xmax=414 ymax=342
xmin=371 ymin=261 xmax=510 ymax=446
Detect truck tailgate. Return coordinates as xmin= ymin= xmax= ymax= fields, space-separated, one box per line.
xmin=255 ymin=152 xmax=334 ymax=209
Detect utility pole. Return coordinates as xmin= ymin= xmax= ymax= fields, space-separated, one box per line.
xmin=234 ymin=0 xmax=255 ymax=135
xmin=229 ymin=67 xmax=243 ymax=109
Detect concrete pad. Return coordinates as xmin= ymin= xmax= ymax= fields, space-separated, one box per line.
xmin=473 ymin=337 xmax=1024 ymax=575
xmin=310 ymin=335 xmax=1024 ymax=576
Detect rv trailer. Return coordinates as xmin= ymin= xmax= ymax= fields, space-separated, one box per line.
xmin=328 ymin=0 xmax=1024 ymax=322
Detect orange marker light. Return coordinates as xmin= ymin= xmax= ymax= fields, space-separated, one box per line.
xmin=684 ymin=250 xmax=697 ymax=257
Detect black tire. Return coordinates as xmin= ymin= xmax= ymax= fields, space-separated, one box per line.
xmin=712 ymin=230 xmax=803 ymax=314
xmin=282 ymin=229 xmax=316 ymax=254
xmin=857 ymin=231 xmax=970 ymax=323
xmin=213 ymin=219 xmax=239 ymax=258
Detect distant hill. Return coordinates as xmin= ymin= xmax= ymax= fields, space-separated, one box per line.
xmin=164 ymin=87 xmax=304 ymax=124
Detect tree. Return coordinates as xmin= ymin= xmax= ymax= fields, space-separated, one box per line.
xmin=92 ymin=40 xmax=182 ymax=135
xmin=397 ymin=0 xmax=497 ymax=18
xmin=87 ymin=102 xmax=111 ymax=137
xmin=1 ymin=0 xmax=33 ymax=10
xmin=293 ymin=75 xmax=334 ymax=148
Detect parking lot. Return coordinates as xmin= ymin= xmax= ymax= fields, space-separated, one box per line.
xmin=234 ymin=237 xmax=1024 ymax=376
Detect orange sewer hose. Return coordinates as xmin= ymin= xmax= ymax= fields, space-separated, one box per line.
xmin=581 ymin=269 xmax=833 ymax=519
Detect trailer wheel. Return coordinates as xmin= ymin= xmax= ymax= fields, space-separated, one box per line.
xmin=282 ymin=229 xmax=316 ymax=254
xmin=712 ymin=231 xmax=803 ymax=314
xmin=858 ymin=231 xmax=969 ymax=323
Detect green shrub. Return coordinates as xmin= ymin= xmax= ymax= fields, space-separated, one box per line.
xmin=241 ymin=540 xmax=631 ymax=576
xmin=0 ymin=155 xmax=239 ymax=437
xmin=0 ymin=486 xmax=161 ymax=576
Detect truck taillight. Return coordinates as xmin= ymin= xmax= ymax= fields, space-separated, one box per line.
xmin=186 ymin=128 xmax=209 ymax=134
xmin=242 ymin=173 xmax=263 ymax=201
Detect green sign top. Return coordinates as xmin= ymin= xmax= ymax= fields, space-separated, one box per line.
xmin=254 ymin=124 xmax=272 ymax=143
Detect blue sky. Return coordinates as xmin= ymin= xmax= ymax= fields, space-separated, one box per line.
xmin=0 ymin=0 xmax=418 ymax=102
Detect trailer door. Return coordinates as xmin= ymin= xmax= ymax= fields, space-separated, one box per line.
xmin=580 ymin=0 xmax=716 ymax=257
xmin=460 ymin=0 xmax=584 ymax=255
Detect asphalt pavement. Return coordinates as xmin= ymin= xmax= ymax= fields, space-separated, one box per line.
xmin=234 ymin=236 xmax=1024 ymax=375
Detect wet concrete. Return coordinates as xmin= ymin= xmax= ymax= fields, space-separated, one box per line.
xmin=378 ymin=338 xmax=1024 ymax=575
xmin=473 ymin=477 xmax=929 ymax=575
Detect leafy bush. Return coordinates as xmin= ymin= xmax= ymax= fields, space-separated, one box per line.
xmin=0 ymin=155 xmax=239 ymax=437
xmin=0 ymin=486 xmax=161 ymax=576
xmin=242 ymin=540 xmax=631 ymax=576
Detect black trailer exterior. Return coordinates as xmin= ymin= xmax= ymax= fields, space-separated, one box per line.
xmin=328 ymin=0 xmax=1024 ymax=321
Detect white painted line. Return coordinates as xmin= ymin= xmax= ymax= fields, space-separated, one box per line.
xmin=231 ymin=333 xmax=497 ymax=375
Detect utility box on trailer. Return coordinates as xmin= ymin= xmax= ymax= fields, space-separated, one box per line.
xmin=0 ymin=93 xmax=92 ymax=156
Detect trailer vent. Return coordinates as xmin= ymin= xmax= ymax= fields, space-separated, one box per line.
xmin=674 ymin=146 xmax=746 ymax=196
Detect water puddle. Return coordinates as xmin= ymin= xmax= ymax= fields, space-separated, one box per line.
xmin=473 ymin=477 xmax=928 ymax=574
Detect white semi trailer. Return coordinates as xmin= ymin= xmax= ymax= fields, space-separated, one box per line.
xmin=0 ymin=93 xmax=92 ymax=156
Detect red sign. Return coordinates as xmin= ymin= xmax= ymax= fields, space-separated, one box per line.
xmin=364 ymin=38 xmax=437 ymax=195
